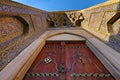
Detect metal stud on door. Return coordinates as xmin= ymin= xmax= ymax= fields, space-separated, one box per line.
xmin=24 ymin=41 xmax=115 ymax=80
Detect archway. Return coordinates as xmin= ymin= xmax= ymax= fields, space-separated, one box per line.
xmin=23 ymin=33 xmax=114 ymax=80
xmin=46 ymin=33 xmax=85 ymax=41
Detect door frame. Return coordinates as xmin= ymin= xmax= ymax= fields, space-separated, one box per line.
xmin=1 ymin=31 xmax=119 ymax=80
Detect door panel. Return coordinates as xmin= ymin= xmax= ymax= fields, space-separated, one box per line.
xmin=65 ymin=42 xmax=114 ymax=80
xmin=24 ymin=42 xmax=61 ymax=80
xmin=24 ymin=41 xmax=115 ymax=80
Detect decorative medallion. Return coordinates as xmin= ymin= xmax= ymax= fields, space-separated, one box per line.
xmin=44 ymin=57 xmax=52 ymax=63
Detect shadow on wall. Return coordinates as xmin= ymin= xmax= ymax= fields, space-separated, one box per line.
xmin=14 ymin=16 xmax=29 ymax=34
xmin=47 ymin=12 xmax=84 ymax=28
xmin=108 ymin=2 xmax=120 ymax=52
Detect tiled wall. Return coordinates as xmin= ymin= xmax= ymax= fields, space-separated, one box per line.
xmin=1 ymin=0 xmax=120 ymax=71
xmin=0 ymin=17 xmax=23 ymax=43
xmin=42 ymin=1 xmax=120 ymax=52
xmin=81 ymin=2 xmax=120 ymax=52
xmin=0 ymin=1 xmax=48 ymax=71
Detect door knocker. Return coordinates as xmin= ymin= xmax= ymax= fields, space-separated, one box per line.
xmin=44 ymin=57 xmax=52 ymax=63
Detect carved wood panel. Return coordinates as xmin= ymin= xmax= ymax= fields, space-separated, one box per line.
xmin=24 ymin=41 xmax=115 ymax=80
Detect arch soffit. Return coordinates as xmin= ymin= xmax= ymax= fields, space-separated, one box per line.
xmin=44 ymin=31 xmax=88 ymax=41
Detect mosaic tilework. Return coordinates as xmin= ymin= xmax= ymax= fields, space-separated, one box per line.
xmin=87 ymin=3 xmax=118 ymax=13
xmin=0 ymin=16 xmax=27 ymax=70
xmin=0 ymin=0 xmax=120 ymax=72
xmin=0 ymin=30 xmax=45 ymax=71
xmin=100 ymin=12 xmax=116 ymax=33
xmin=0 ymin=15 xmax=47 ymax=71
xmin=108 ymin=35 xmax=120 ymax=52
xmin=20 ymin=15 xmax=35 ymax=33
xmin=82 ymin=2 xmax=119 ymax=33
xmin=82 ymin=3 xmax=119 ymax=31
xmin=81 ymin=10 xmax=91 ymax=28
xmin=112 ymin=18 xmax=120 ymax=35
xmin=81 ymin=2 xmax=120 ymax=52
xmin=108 ymin=18 xmax=120 ymax=52
xmin=0 ymin=1 xmax=48 ymax=71
xmin=0 ymin=2 xmax=45 ymax=15
xmin=0 ymin=4 xmax=37 ymax=15
xmin=89 ymin=12 xmax=104 ymax=31
xmin=0 ymin=17 xmax=23 ymax=43
xmin=42 ymin=14 xmax=48 ymax=29
xmin=31 ymin=15 xmax=43 ymax=31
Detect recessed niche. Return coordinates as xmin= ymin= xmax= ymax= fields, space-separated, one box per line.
xmin=0 ymin=16 xmax=29 ymax=43
xmin=107 ymin=13 xmax=120 ymax=34
xmin=75 ymin=19 xmax=82 ymax=26
xmin=112 ymin=18 xmax=120 ymax=35
xmin=49 ymin=21 xmax=55 ymax=27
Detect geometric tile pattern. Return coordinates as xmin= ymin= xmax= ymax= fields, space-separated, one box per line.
xmin=0 ymin=1 xmax=47 ymax=71
xmin=0 ymin=32 xmax=43 ymax=71
xmin=0 ymin=17 xmax=23 ymax=43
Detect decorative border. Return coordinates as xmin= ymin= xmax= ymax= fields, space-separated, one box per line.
xmin=0 ymin=29 xmax=45 ymax=71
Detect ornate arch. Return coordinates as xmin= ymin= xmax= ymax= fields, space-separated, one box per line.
xmin=45 ymin=31 xmax=87 ymax=41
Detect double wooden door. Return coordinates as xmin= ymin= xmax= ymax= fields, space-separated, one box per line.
xmin=24 ymin=41 xmax=114 ymax=80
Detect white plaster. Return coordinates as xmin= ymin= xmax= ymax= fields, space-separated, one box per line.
xmin=47 ymin=33 xmax=85 ymax=41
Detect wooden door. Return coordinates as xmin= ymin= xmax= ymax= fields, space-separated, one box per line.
xmin=24 ymin=41 xmax=115 ymax=80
